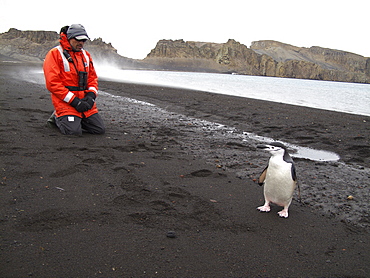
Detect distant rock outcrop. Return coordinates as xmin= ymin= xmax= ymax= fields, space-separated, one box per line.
xmin=0 ymin=28 xmax=140 ymax=68
xmin=251 ymin=40 xmax=369 ymax=79
xmin=0 ymin=28 xmax=58 ymax=62
xmin=145 ymin=39 xmax=370 ymax=84
xmin=143 ymin=40 xmax=227 ymax=72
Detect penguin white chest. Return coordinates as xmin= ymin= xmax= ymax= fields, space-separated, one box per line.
xmin=264 ymin=156 xmax=295 ymax=205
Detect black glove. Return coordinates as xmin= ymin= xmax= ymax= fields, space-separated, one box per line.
xmin=82 ymin=91 xmax=96 ymax=108
xmin=70 ymin=97 xmax=92 ymax=112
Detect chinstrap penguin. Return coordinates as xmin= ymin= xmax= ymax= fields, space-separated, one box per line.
xmin=256 ymin=142 xmax=297 ymax=218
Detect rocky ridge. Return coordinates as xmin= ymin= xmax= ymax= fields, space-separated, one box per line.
xmin=251 ymin=40 xmax=368 ymax=74
xmin=0 ymin=28 xmax=140 ymax=68
xmin=145 ymin=39 xmax=370 ymax=83
xmin=1 ymin=28 xmax=369 ymax=83
xmin=0 ymin=28 xmax=58 ymax=62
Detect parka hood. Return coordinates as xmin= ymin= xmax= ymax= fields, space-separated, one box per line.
xmin=60 ymin=32 xmax=72 ymax=51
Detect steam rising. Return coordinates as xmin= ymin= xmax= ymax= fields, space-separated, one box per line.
xmin=4 ymin=64 xmax=45 ymax=85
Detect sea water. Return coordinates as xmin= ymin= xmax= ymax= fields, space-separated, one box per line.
xmin=98 ymin=68 xmax=370 ymax=117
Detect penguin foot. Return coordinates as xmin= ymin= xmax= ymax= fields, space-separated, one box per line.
xmin=257 ymin=205 xmax=270 ymax=212
xmin=278 ymin=209 xmax=289 ymax=218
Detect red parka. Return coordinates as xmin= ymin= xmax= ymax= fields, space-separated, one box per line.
xmin=43 ymin=33 xmax=99 ymax=118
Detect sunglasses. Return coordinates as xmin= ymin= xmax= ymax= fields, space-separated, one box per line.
xmin=74 ymin=38 xmax=87 ymax=42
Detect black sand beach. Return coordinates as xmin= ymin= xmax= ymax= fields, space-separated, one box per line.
xmin=1 ymin=62 xmax=369 ymax=277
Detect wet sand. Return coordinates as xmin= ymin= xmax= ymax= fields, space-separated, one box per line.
xmin=0 ymin=62 xmax=369 ymax=277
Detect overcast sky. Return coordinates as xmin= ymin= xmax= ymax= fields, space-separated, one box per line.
xmin=1 ymin=0 xmax=369 ymax=59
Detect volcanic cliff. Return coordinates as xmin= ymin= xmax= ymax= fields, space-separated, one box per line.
xmin=0 ymin=28 xmax=141 ymax=68
xmin=144 ymin=39 xmax=370 ymax=84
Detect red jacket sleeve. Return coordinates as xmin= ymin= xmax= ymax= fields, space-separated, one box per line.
xmin=85 ymin=52 xmax=98 ymax=95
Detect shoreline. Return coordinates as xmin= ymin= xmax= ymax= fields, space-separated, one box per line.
xmin=1 ymin=63 xmax=369 ymax=277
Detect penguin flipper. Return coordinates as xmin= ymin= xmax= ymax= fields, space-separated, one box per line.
xmin=291 ymin=163 xmax=297 ymax=181
xmin=258 ymin=166 xmax=268 ymax=186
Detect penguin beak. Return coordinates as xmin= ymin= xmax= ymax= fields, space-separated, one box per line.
xmin=257 ymin=144 xmax=269 ymax=150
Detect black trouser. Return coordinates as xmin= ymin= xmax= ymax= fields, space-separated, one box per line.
xmin=55 ymin=113 xmax=105 ymax=136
